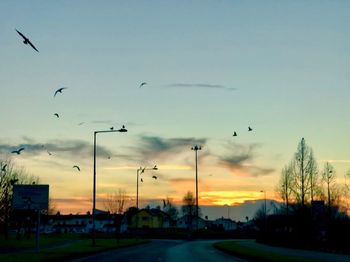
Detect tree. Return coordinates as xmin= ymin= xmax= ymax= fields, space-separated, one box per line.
xmin=103 ymin=189 xmax=129 ymax=214
xmin=162 ymin=197 xmax=179 ymax=221
xmin=322 ymin=162 xmax=335 ymax=209
xmin=0 ymin=159 xmax=39 ymax=239
xmin=289 ymin=138 xmax=318 ymax=207
xmin=181 ymin=191 xmax=196 ymax=218
xmin=278 ymin=165 xmax=294 ymax=216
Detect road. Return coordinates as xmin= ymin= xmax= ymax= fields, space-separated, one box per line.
xmin=70 ymin=239 xmax=246 ymax=262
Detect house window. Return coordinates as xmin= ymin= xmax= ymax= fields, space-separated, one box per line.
xmin=142 ymin=216 xmax=149 ymax=221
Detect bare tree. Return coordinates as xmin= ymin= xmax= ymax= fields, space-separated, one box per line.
xmin=181 ymin=191 xmax=196 ymax=217
xmin=322 ymin=162 xmax=336 ymax=209
xmin=0 ymin=159 xmax=39 ymax=239
xmin=278 ymin=165 xmax=294 ymax=216
xmin=181 ymin=191 xmax=199 ymax=230
xmin=290 ymin=138 xmax=318 ymax=207
xmin=162 ymin=197 xmax=179 ymax=221
xmin=104 ymin=189 xmax=129 ymax=214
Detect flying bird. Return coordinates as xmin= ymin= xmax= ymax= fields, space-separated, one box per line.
xmin=78 ymin=122 xmax=85 ymax=126
xmin=119 ymin=125 xmax=127 ymax=132
xmin=11 ymin=147 xmax=24 ymax=155
xmin=15 ymin=29 xmax=39 ymax=52
xmin=1 ymin=164 xmax=7 ymax=172
xmin=233 ymin=131 xmax=237 ymax=137
xmin=139 ymin=82 xmax=147 ymax=88
xmin=54 ymin=113 xmax=59 ymax=118
xmin=47 ymin=150 xmax=52 ymax=156
xmin=248 ymin=126 xmax=253 ymax=131
xmin=54 ymin=87 xmax=67 ymax=97
xmin=152 ymin=175 xmax=157 ymax=180
xmin=73 ymin=165 xmax=80 ymax=171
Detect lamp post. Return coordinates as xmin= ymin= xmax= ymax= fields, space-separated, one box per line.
xmin=92 ymin=125 xmax=127 ymax=247
xmin=136 ymin=165 xmax=158 ymax=209
xmin=260 ymin=190 xmax=267 ymax=234
xmin=191 ymin=145 xmax=201 ymax=230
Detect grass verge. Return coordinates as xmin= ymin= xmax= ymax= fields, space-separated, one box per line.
xmin=0 ymin=237 xmax=149 ymax=262
xmin=213 ymin=241 xmax=318 ymax=262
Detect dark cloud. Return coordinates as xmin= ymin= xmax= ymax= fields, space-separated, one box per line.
xmin=0 ymin=138 xmax=112 ymax=159
xmin=170 ymin=178 xmax=195 ymax=183
xmin=131 ymin=135 xmax=207 ymax=163
xmin=166 ymin=83 xmax=236 ymax=91
xmin=218 ymin=142 xmax=274 ymax=177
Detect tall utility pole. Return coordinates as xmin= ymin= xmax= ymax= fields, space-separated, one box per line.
xmin=92 ymin=125 xmax=127 ymax=247
xmin=260 ymin=190 xmax=267 ymax=234
xmin=191 ymin=145 xmax=201 ymax=230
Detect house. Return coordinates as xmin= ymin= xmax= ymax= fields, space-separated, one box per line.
xmin=41 ymin=211 xmax=116 ymax=234
xmin=177 ymin=215 xmax=206 ymax=230
xmin=213 ymin=217 xmax=237 ymax=231
xmin=130 ymin=208 xmax=173 ymax=229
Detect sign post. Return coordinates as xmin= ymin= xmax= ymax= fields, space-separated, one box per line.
xmin=12 ymin=185 xmax=49 ymax=252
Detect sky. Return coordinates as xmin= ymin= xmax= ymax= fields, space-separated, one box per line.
xmin=1 ymin=0 xmax=350 ymax=220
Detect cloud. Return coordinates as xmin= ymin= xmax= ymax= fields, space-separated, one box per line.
xmin=170 ymin=178 xmax=195 ymax=183
xmin=166 ymin=83 xmax=236 ymax=91
xmin=127 ymin=135 xmax=207 ymax=163
xmin=218 ymin=142 xmax=274 ymax=177
xmin=0 ymin=138 xmax=112 ymax=159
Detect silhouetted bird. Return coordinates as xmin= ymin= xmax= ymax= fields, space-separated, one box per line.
xmin=54 ymin=113 xmax=59 ymax=118
xmin=233 ymin=131 xmax=237 ymax=137
xmin=73 ymin=165 xmax=80 ymax=171
xmin=119 ymin=125 xmax=127 ymax=132
xmin=54 ymin=87 xmax=67 ymax=97
xmin=141 ymin=178 xmax=143 ymax=183
xmin=15 ymin=29 xmax=39 ymax=52
xmin=248 ymin=126 xmax=253 ymax=131
xmin=152 ymin=175 xmax=157 ymax=180
xmin=78 ymin=122 xmax=85 ymax=126
xmin=139 ymin=82 xmax=147 ymax=88
xmin=11 ymin=147 xmax=24 ymax=154
xmin=110 ymin=127 xmax=114 ymax=130
xmin=1 ymin=164 xmax=7 ymax=172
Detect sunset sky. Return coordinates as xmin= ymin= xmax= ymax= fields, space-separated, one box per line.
xmin=1 ymin=1 xmax=350 ymax=219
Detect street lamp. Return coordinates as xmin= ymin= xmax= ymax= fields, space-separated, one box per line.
xmin=92 ymin=125 xmax=127 ymax=247
xmin=191 ymin=145 xmax=201 ymax=230
xmin=136 ymin=165 xmax=158 ymax=209
xmin=260 ymin=190 xmax=267 ymax=234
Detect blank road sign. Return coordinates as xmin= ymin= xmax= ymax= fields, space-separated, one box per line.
xmin=12 ymin=185 xmax=49 ymax=210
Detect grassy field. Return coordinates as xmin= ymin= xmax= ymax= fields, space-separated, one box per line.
xmin=213 ymin=241 xmax=318 ymax=262
xmin=0 ymin=234 xmax=81 ymax=251
xmin=0 ymin=235 xmax=149 ymax=262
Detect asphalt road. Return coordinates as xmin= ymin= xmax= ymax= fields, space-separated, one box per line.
xmin=70 ymin=239 xmax=246 ymax=262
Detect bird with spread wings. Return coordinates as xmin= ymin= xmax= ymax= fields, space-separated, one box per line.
xmin=15 ymin=29 xmax=39 ymax=52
